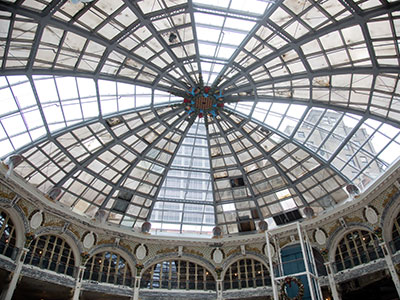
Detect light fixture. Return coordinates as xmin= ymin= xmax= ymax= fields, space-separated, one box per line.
xmin=46 ymin=187 xmax=63 ymax=201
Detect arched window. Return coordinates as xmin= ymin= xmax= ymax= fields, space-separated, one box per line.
xmin=83 ymin=251 xmax=133 ymax=287
xmin=223 ymin=258 xmax=270 ymax=290
xmin=391 ymin=210 xmax=400 ymax=252
xmin=0 ymin=210 xmax=17 ymax=258
xmin=24 ymin=234 xmax=76 ymax=276
xmin=140 ymin=260 xmax=215 ymax=290
xmin=334 ymin=229 xmax=383 ymax=272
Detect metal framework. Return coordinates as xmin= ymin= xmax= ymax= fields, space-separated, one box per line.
xmin=1 ymin=0 xmax=400 ymax=236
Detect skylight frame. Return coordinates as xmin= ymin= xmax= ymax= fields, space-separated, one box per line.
xmin=1 ymin=0 xmax=400 ymax=237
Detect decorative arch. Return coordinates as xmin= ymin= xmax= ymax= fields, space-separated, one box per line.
xmin=34 ymin=226 xmax=82 ymax=266
xmin=326 ymin=222 xmax=374 ymax=262
xmin=0 ymin=199 xmax=29 ymax=248
xmin=140 ymin=257 xmax=216 ymax=291
xmin=330 ymin=227 xmax=383 ymax=272
xmin=83 ymin=245 xmax=136 ymax=287
xmin=221 ymin=255 xmax=271 ymax=290
xmin=0 ymin=208 xmax=18 ymax=259
xmin=24 ymin=233 xmax=77 ymax=277
xmin=143 ymin=252 xmax=217 ymax=279
xmin=87 ymin=244 xmax=136 ymax=272
xmin=384 ymin=202 xmax=400 ymax=253
xmin=381 ymin=192 xmax=400 ymax=248
xmin=221 ymin=252 xmax=268 ymax=274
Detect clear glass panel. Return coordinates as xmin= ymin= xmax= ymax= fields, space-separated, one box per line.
xmin=150 ymin=118 xmax=215 ymax=236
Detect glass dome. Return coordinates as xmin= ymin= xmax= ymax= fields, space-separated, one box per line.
xmin=0 ymin=0 xmax=399 ymax=236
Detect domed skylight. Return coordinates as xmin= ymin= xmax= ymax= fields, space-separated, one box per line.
xmin=0 ymin=0 xmax=399 ymax=236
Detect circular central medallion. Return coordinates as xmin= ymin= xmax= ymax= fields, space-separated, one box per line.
xmin=181 ymin=85 xmax=224 ymax=118
xmin=195 ymin=94 xmax=213 ymax=110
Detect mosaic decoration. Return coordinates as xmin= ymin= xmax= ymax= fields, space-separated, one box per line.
xmin=171 ymin=75 xmax=224 ymax=118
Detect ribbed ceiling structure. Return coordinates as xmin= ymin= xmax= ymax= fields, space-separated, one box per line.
xmin=0 ymin=0 xmax=399 ymax=236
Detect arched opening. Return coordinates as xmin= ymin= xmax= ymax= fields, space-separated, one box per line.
xmin=313 ymin=248 xmax=327 ymax=276
xmin=24 ymin=234 xmax=76 ymax=276
xmin=140 ymin=259 xmax=215 ymax=290
xmin=83 ymin=251 xmax=134 ymax=287
xmin=223 ymin=258 xmax=270 ymax=290
xmin=391 ymin=210 xmax=400 ymax=252
xmin=0 ymin=209 xmax=17 ymax=259
xmin=334 ymin=229 xmax=383 ymax=272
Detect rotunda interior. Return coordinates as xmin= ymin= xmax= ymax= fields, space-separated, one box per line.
xmin=0 ymin=0 xmax=400 ymax=299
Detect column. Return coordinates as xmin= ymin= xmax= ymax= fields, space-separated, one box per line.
xmin=0 ymin=247 xmax=29 ymax=300
xmin=216 ymin=279 xmax=223 ymax=300
xmin=305 ymin=232 xmax=323 ymax=300
xmin=72 ymin=266 xmax=85 ymax=300
xmin=265 ymin=231 xmax=279 ymax=300
xmin=324 ymin=262 xmax=341 ymax=300
xmin=132 ymin=276 xmax=141 ymax=300
xmin=297 ymin=222 xmax=318 ymax=300
xmin=380 ymin=242 xmax=400 ymax=298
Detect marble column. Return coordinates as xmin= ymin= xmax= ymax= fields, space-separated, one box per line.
xmin=216 ymin=279 xmax=223 ymax=300
xmin=72 ymin=266 xmax=85 ymax=300
xmin=132 ymin=276 xmax=141 ymax=300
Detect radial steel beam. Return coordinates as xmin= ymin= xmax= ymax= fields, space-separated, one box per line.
xmin=204 ymin=117 xmax=220 ymax=226
xmin=212 ymin=114 xmax=264 ymax=221
xmin=188 ymin=0 xmax=202 ymax=76
xmin=219 ymin=2 xmax=400 ymax=91
xmin=223 ymin=107 xmax=349 ymax=184
xmin=0 ymin=68 xmax=186 ymax=97
xmin=125 ymin=1 xmax=196 ymax=87
xmin=98 ymin=112 xmax=191 ymax=210
xmin=146 ymin=114 xmax=197 ymax=221
xmin=224 ymin=65 xmax=400 ymax=96
xmin=219 ymin=111 xmax=309 ymax=207
xmin=54 ymin=107 xmax=184 ymax=189
xmin=215 ymin=0 xmax=285 ymax=86
xmin=0 ymin=2 xmax=187 ymax=90
xmin=192 ymin=2 xmax=264 ymax=21
xmin=223 ymin=93 xmax=400 ymax=130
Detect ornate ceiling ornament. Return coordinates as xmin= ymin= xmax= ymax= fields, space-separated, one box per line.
xmin=82 ymin=231 xmax=96 ymax=249
xmin=29 ymin=210 xmax=43 ymax=230
xmin=212 ymin=248 xmax=224 ymax=264
xmin=314 ymin=228 xmax=327 ymax=246
xmin=263 ymin=243 xmax=275 ymax=257
xmin=171 ymin=75 xmax=224 ymax=118
xmin=364 ymin=206 xmax=378 ymax=224
xmin=136 ymin=244 xmax=148 ymax=260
